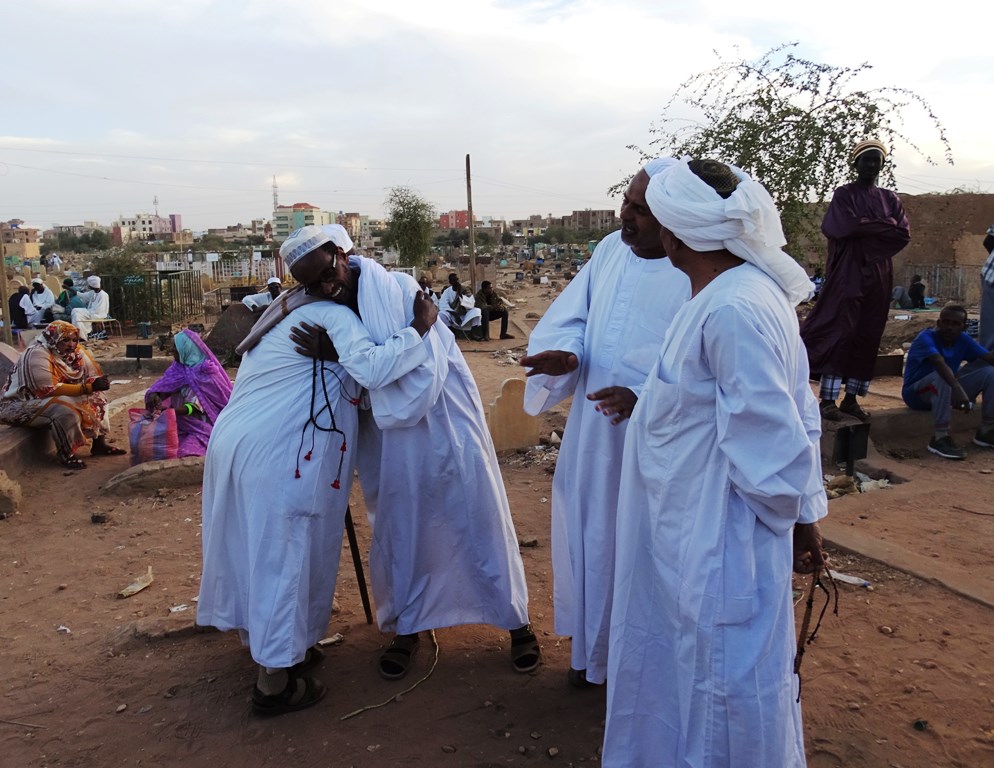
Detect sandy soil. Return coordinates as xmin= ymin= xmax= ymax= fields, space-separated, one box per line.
xmin=1 ymin=276 xmax=993 ymax=768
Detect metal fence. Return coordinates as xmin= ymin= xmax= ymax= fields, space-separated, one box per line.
xmin=102 ymin=270 xmax=204 ymax=328
xmin=900 ymin=264 xmax=974 ymax=305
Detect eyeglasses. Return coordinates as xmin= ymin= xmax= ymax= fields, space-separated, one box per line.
xmin=794 ymin=566 xmax=839 ymax=700
xmin=303 ymin=254 xmax=338 ymax=296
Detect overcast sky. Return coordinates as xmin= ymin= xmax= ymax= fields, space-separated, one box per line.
xmin=2 ymin=0 xmax=991 ymax=232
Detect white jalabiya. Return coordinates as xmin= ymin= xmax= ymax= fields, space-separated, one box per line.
xmin=28 ymin=286 xmax=56 ymax=324
xmin=197 ymin=302 xmax=429 ymax=669
xmin=350 ymin=259 xmax=529 ymax=634
xmin=70 ymin=290 xmax=111 ymax=339
xmin=523 ymin=231 xmax=689 ymax=683
xmin=241 ymin=290 xmax=274 ymax=311
xmin=602 ymin=264 xmax=827 ymax=768
xmin=438 ymin=285 xmax=482 ymax=331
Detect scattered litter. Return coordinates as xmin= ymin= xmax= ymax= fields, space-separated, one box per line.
xmin=912 ymin=719 xmax=928 ymax=731
xmin=110 ymin=380 xmax=132 ymax=385
xmin=893 ymin=314 xmax=910 ymax=320
xmin=91 ymin=512 xmax=108 ymax=524
xmin=56 ymin=625 xmax=72 ymax=634
xmin=829 ymin=569 xmax=872 ymax=588
xmin=168 ymin=604 xmax=189 ymax=613
xmin=824 ymin=473 xmax=890 ymax=497
xmin=317 ymin=633 xmax=345 ymax=647
xmin=116 ymin=704 xmax=127 ymax=714
xmin=118 ymin=566 xmax=154 ymax=599
xmin=518 ymin=538 xmax=539 ymax=548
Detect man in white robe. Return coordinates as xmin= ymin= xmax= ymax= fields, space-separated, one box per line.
xmin=519 ymin=158 xmax=690 ymax=687
xmin=439 ymin=272 xmax=483 ymax=337
xmin=27 ymin=278 xmax=56 ymax=325
xmin=70 ymin=275 xmax=110 ymax=340
xmin=602 ymin=159 xmax=827 ymax=767
xmin=241 ymin=276 xmax=282 ymax=312
xmin=198 ymin=226 xmax=438 ymax=716
xmin=286 ymin=225 xmax=537 ymax=681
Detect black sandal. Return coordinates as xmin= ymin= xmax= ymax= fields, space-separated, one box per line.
xmin=378 ymin=633 xmax=420 ymax=680
xmin=60 ymin=455 xmax=87 ymax=470
xmin=510 ymin=624 xmax=541 ymax=673
xmin=290 ymin=645 xmax=324 ymax=675
xmin=252 ymin=673 xmax=326 ymax=717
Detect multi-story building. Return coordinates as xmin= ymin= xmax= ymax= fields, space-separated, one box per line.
xmin=112 ymin=212 xmax=178 ymax=245
xmin=438 ymin=210 xmax=471 ymax=229
xmin=273 ymin=203 xmax=333 ymax=241
xmin=1 ymin=221 xmax=41 ymax=261
xmin=563 ymin=209 xmax=617 ymax=232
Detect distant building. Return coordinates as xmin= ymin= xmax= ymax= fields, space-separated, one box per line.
xmin=112 ymin=212 xmax=179 ymax=245
xmin=439 ymin=210 xmax=471 ymax=229
xmin=1 ymin=221 xmax=41 ymax=261
xmin=273 ymin=203 xmax=333 ymax=241
xmin=52 ymin=221 xmax=110 ymax=238
xmin=562 ymin=209 xmax=616 ymax=232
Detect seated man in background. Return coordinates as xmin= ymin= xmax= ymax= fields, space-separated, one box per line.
xmin=474 ymin=280 xmax=514 ymax=341
xmin=902 ymin=304 xmax=994 ymax=460
xmin=27 ymin=278 xmax=55 ymax=326
xmin=241 ymin=277 xmax=283 ymax=312
xmin=438 ymin=272 xmax=483 ymax=338
xmin=70 ymin=275 xmax=110 ymax=340
xmin=908 ymin=274 xmax=926 ymax=309
xmin=49 ymin=278 xmax=86 ymax=321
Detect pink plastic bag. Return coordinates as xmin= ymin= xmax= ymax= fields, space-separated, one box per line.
xmin=128 ymin=408 xmax=179 ymax=466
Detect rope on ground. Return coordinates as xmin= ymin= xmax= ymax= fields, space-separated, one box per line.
xmin=339 ymin=630 xmax=440 ymax=721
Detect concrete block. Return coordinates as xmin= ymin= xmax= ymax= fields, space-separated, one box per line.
xmin=204 ymin=303 xmax=257 ymax=363
xmin=0 ymin=469 xmax=22 ymax=518
xmin=487 ymin=378 xmax=541 ymax=451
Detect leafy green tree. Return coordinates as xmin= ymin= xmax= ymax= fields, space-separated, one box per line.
xmin=383 ymin=186 xmax=436 ymax=268
xmin=619 ymin=43 xmax=952 ymax=247
xmin=500 ymin=231 xmax=514 ymax=246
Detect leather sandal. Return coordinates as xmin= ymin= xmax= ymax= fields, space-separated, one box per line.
xmin=251 ymin=673 xmax=326 ymax=717
xmin=509 ymin=625 xmax=541 ymax=673
xmin=60 ymin=455 xmax=87 ymax=470
xmin=838 ymin=399 xmax=871 ymax=422
xmin=290 ymin=646 xmax=324 ymax=675
xmin=379 ymin=633 xmax=420 ymax=680
xmin=819 ymin=402 xmax=843 ymax=422
xmin=567 ymin=668 xmax=597 ymax=688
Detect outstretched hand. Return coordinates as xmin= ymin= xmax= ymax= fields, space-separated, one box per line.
xmin=90 ymin=376 xmax=111 ymax=392
xmin=519 ymin=350 xmax=579 ymax=377
xmin=793 ymin=522 xmax=828 ymax=574
xmin=290 ymin=321 xmax=339 ymax=362
xmin=587 ymin=386 xmax=637 ymax=425
xmin=411 ymin=290 xmax=438 ymax=336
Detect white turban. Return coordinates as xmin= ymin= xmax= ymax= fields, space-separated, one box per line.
xmin=266 ymin=276 xmax=282 ymax=286
xmin=279 ymin=225 xmax=331 ymax=268
xmin=86 ymin=275 xmax=101 ymax=289
xmin=645 ymin=159 xmax=814 ymax=305
xmin=642 ymin=157 xmax=678 ymax=178
xmin=320 ymin=224 xmax=354 ymax=253
xmin=31 ymin=277 xmax=43 ymax=286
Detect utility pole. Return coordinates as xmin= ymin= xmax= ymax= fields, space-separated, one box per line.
xmin=466 ymin=154 xmax=476 ymax=292
xmin=0 ymin=235 xmax=11 ymax=346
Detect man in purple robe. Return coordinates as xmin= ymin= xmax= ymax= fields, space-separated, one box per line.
xmin=801 ymin=139 xmax=911 ymax=421
xmin=145 ymin=329 xmax=233 ymax=456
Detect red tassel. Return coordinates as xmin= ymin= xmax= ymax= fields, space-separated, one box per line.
xmin=294 ymin=469 xmax=301 ymax=478
xmin=304 ymin=451 xmax=312 ymax=461
xmin=340 ymin=441 xmax=347 ymax=452
xmin=350 ymin=397 xmax=360 ymax=405
xmin=331 ymin=479 xmax=340 ymax=489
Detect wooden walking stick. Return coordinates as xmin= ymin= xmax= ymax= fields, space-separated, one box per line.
xmin=345 ymin=505 xmax=373 ymax=624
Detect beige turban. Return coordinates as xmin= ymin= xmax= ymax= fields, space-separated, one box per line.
xmin=644 ymin=158 xmax=814 ymax=305
xmin=851 ymin=139 xmax=888 ymax=162
xmin=279 ymin=225 xmax=331 ymax=268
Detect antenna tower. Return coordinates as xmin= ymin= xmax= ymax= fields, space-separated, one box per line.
xmin=153 ymin=195 xmax=159 ymax=217
xmin=272 ymin=175 xmax=279 ymax=212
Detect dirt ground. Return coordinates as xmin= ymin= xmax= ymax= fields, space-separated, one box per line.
xmin=2 ymin=277 xmax=993 ymax=768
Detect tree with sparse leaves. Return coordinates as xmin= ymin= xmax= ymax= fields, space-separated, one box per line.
xmin=383 ymin=186 xmax=436 ymax=269
xmin=618 ymin=43 xmax=952 ymax=248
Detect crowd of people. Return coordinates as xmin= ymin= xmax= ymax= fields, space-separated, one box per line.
xmin=7 ymin=141 xmax=994 ymax=765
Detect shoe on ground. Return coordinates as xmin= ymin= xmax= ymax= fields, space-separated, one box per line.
xmin=499 ymin=333 xmax=516 ymax=340
xmin=819 ymin=401 xmax=843 ymax=421
xmin=838 ymin=399 xmax=871 ymax=421
xmin=928 ymin=435 xmax=967 ymax=460
xmin=974 ymin=428 xmax=994 ymax=448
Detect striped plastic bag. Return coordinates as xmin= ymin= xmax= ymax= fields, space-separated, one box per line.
xmin=128 ymin=408 xmax=179 ymax=465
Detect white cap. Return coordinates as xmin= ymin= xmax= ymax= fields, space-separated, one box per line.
xmin=320 ymin=224 xmax=354 ymax=253
xmin=86 ymin=275 xmax=101 ymax=289
xmin=31 ymin=277 xmax=44 ymax=286
xmin=266 ymin=276 xmax=282 ymax=286
xmin=279 ymin=226 xmax=331 ymax=268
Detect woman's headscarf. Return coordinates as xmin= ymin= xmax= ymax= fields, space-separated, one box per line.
xmin=146 ymin=330 xmax=232 ymax=423
xmin=8 ymin=320 xmax=100 ymax=398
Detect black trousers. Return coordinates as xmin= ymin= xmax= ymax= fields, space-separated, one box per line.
xmin=478 ymin=307 xmax=508 ymax=339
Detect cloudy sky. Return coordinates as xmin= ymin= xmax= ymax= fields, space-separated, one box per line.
xmin=2 ymin=0 xmax=991 ymax=232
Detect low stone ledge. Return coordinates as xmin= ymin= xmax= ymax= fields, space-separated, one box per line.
xmin=103 ymin=456 xmax=205 ymax=495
